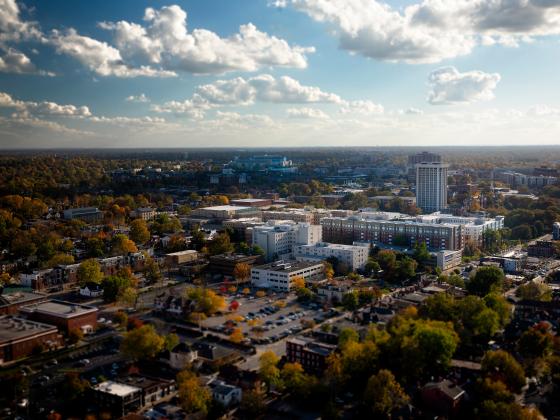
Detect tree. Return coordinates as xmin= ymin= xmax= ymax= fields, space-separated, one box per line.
xmin=120 ymin=325 xmax=164 ymax=360
xmin=187 ymin=287 xmax=226 ymax=316
xmin=364 ymin=369 xmax=410 ymax=417
xmin=338 ymin=328 xmax=360 ymax=348
xmin=86 ymin=237 xmax=105 ymax=257
xmin=395 ymin=257 xmax=417 ymax=282
xmin=129 ymin=219 xmax=150 ymax=244
xmin=77 ymin=258 xmax=103 ymax=286
xmin=292 ymin=276 xmax=305 ymax=290
xmin=376 ymin=250 xmax=397 ymax=272
xmin=518 ymin=322 xmax=554 ymax=360
xmin=342 ymin=291 xmax=359 ymax=310
xmin=259 ymin=350 xmax=281 ymax=390
xmin=164 ymin=333 xmax=180 ymax=351
xmin=207 ymin=232 xmax=234 ymax=255
xmin=481 ymin=350 xmax=526 ymax=393
xmin=102 ymin=275 xmax=131 ymax=302
xmin=230 ymin=327 xmax=244 ymax=343
xmin=233 ymin=262 xmax=251 ymax=287
xmin=516 ymin=282 xmax=552 ymax=301
xmin=445 ymin=273 xmax=465 ymax=288
xmin=113 ymin=311 xmax=128 ymax=328
xmin=324 ymin=261 xmax=335 ymax=280
xmin=413 ymin=242 xmax=431 ymax=265
xmin=68 ymin=328 xmax=84 ymax=344
xmin=296 ymin=287 xmax=314 ymax=302
xmin=365 ymin=258 xmax=381 ymax=275
xmin=110 ymin=234 xmax=138 ymax=256
xmin=241 ymin=385 xmax=267 ymax=417
xmin=468 ymin=266 xmax=505 ymax=296
xmin=45 ymin=253 xmax=75 ymax=268
xmin=144 ymin=255 xmax=162 ymax=284
xmin=177 ymin=369 xmax=211 ymax=414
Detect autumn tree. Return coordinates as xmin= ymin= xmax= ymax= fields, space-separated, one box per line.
xmin=468 ymin=266 xmax=505 ymax=296
xmin=77 ymin=258 xmax=103 ymax=286
xmin=233 ymin=262 xmax=251 ymax=287
xmin=481 ymin=350 xmax=526 ymax=393
xmin=364 ymin=369 xmax=410 ymax=418
xmin=110 ymin=233 xmax=138 ymax=256
xmin=129 ymin=219 xmax=150 ymax=244
xmin=259 ymin=350 xmax=281 ymax=391
xmin=207 ymin=232 xmax=234 ymax=255
xmin=187 ymin=287 xmax=226 ymax=316
xmin=120 ymin=325 xmax=164 ymax=360
xmin=177 ymin=369 xmax=211 ymax=414
xmin=230 ymin=327 xmax=244 ymax=343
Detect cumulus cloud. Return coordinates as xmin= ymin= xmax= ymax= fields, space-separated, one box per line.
xmin=427 ymin=67 xmax=501 ymax=105
xmin=97 ymin=4 xmax=313 ymax=75
xmin=0 ymin=91 xmax=91 ymax=117
xmin=50 ymin=29 xmax=177 ymax=78
xmin=125 ymin=93 xmax=149 ymax=103
xmin=279 ymin=0 xmax=560 ymax=63
xmin=153 ymin=74 xmax=344 ymax=118
xmin=0 ymin=0 xmax=43 ymax=43
xmin=340 ymin=100 xmax=384 ymax=115
xmin=287 ymin=107 xmax=329 ymax=119
xmin=0 ymin=47 xmax=54 ymax=76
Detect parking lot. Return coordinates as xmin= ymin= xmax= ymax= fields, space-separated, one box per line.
xmin=201 ymin=293 xmax=340 ymax=345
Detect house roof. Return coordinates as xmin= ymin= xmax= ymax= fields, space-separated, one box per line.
xmin=423 ymin=379 xmax=465 ymax=400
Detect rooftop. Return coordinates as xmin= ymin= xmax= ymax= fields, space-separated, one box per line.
xmin=253 ymin=260 xmax=324 ymax=272
xmin=0 ymin=315 xmax=58 ymax=342
xmin=166 ymin=250 xmax=198 ymax=257
xmin=0 ymin=288 xmax=46 ymax=307
xmin=197 ymin=205 xmax=253 ymax=211
xmin=20 ymin=300 xmax=98 ymax=318
xmin=94 ymin=381 xmax=141 ymax=397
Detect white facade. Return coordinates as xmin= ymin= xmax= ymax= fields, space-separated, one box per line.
xmin=416 ymin=213 xmax=504 ymax=244
xmin=416 ymin=163 xmax=449 ymax=213
xmin=294 ymin=242 xmax=369 ymax=271
xmin=252 ymin=221 xmax=322 ymax=261
xmin=251 ymin=261 xmax=325 ymax=291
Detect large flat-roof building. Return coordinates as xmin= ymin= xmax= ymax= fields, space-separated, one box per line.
xmin=251 ymin=261 xmax=325 ymax=291
xmin=0 ymin=315 xmax=62 ymax=364
xmin=229 ymin=198 xmax=272 ymax=207
xmin=91 ymin=381 xmax=143 ymax=418
xmin=294 ymin=242 xmax=369 ymax=271
xmin=321 ymin=216 xmax=463 ymax=251
xmin=0 ymin=288 xmax=48 ymax=315
xmin=191 ymin=205 xmax=259 ymax=221
xmin=20 ymin=300 xmax=98 ymax=334
xmin=252 ymin=221 xmax=322 ymax=261
xmin=63 ymin=207 xmax=104 ymax=223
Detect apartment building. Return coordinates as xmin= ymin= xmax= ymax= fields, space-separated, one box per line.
xmin=416 ymin=162 xmax=449 ymax=213
xmin=294 ymin=242 xmax=369 ymax=271
xmin=321 ymin=216 xmax=463 ymax=251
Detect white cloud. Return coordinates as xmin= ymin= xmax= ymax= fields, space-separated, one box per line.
xmin=427 ymin=66 xmax=501 ymax=105
xmin=0 ymin=0 xmax=43 ymax=43
xmin=280 ymin=0 xmax=560 ymax=63
xmin=98 ymin=4 xmax=313 ymax=75
xmin=287 ymin=107 xmax=329 ymax=119
xmin=340 ymin=100 xmax=384 ymax=115
xmin=125 ymin=93 xmax=149 ymax=103
xmin=0 ymin=48 xmax=54 ymax=76
xmin=50 ymin=29 xmax=177 ymax=78
xmin=0 ymin=91 xmax=91 ymax=117
xmin=153 ymin=74 xmax=344 ymax=118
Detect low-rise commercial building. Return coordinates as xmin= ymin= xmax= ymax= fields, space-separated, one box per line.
xmin=20 ymin=300 xmax=98 ymax=334
xmin=131 ymin=207 xmax=156 ymax=221
xmin=165 ymin=250 xmax=199 ymax=266
xmin=208 ymin=253 xmax=263 ymax=278
xmin=0 ymin=315 xmax=61 ymax=364
xmin=63 ymin=207 xmax=104 ymax=223
xmin=294 ymin=242 xmax=369 ymax=271
xmin=230 ymin=198 xmax=272 ymax=207
xmin=0 ymin=288 xmax=48 ymax=315
xmin=91 ymin=381 xmax=143 ymax=418
xmin=191 ymin=205 xmax=259 ymax=221
xmin=251 ymin=261 xmax=325 ymax=291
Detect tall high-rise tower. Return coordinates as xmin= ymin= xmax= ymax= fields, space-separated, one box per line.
xmin=416 ymin=162 xmax=449 ymax=213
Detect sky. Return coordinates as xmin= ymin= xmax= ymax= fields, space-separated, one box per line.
xmin=1 ymin=0 xmax=560 ymax=148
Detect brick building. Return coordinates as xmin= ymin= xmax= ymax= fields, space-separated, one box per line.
xmin=285 ymin=337 xmax=336 ymax=374
xmin=20 ymin=300 xmax=98 ymax=334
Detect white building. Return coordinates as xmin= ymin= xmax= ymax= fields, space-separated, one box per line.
xmin=251 ymin=261 xmax=325 ymax=291
xmin=416 ymin=213 xmax=504 ymax=244
xmin=416 ymin=162 xmax=449 ymax=213
xmin=252 ymin=221 xmax=322 ymax=261
xmin=210 ymin=380 xmax=242 ymax=407
xmin=294 ymin=242 xmax=369 ymax=271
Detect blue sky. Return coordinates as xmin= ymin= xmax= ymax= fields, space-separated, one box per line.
xmin=1 ymin=0 xmax=560 ymax=148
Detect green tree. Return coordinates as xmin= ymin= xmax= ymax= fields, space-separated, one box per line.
xmin=241 ymin=385 xmax=267 ymax=417
xmin=516 ymin=282 xmax=552 ymax=301
xmin=129 ymin=219 xmax=150 ymax=244
xmin=376 ymin=250 xmax=397 ymax=272
xmin=164 ymin=333 xmax=180 ymax=351
xmin=120 ymin=324 xmax=164 ymax=360
xmin=413 ymin=242 xmax=431 ymax=265
xmin=468 ymin=266 xmax=505 ymax=296
xmin=342 ymin=291 xmax=359 ymax=310
xmin=77 ymin=258 xmax=103 ymax=286
xmin=110 ymin=233 xmax=138 ymax=256
xmin=144 ymin=255 xmax=162 ymax=284
xmin=102 ymin=275 xmax=131 ymax=302
xmin=338 ymin=328 xmax=360 ymax=348
xmin=365 ymin=258 xmax=381 ymax=275
xmin=364 ymin=369 xmax=410 ymax=418
xmin=518 ymin=322 xmax=554 ymax=360
xmin=207 ymin=232 xmax=234 ymax=255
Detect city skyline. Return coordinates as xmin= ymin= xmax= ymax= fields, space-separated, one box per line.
xmin=2 ymin=0 xmax=560 ymax=148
